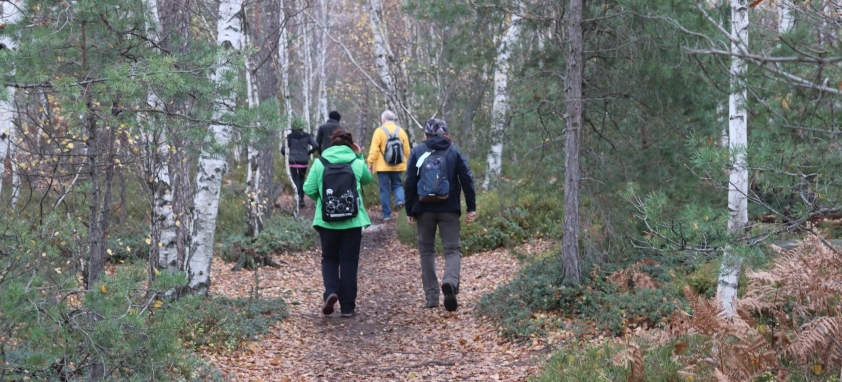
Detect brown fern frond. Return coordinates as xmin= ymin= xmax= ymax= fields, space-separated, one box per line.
xmin=786 ymin=316 xmax=842 ymax=365
xmin=607 ymin=259 xmax=660 ymax=293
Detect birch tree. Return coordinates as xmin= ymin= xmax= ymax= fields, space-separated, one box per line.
xmin=367 ymin=0 xmax=418 ymax=141
xmin=142 ymin=0 xmax=181 ymax=277
xmin=482 ymin=11 xmax=521 ymax=191
xmin=316 ymin=0 xmax=330 ymax=123
xmin=279 ymin=0 xmax=299 ymax=212
xmin=187 ymin=0 xmax=242 ymax=295
xmin=0 ymin=0 xmax=23 ymax=199
xmin=244 ymin=33 xmax=264 ymax=237
xmin=716 ymin=0 xmax=749 ymax=315
xmin=561 ymin=0 xmax=583 ymax=284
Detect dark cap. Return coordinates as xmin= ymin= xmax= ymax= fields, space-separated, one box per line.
xmin=424 ymin=118 xmax=447 ymax=136
xmin=328 ymin=111 xmax=341 ymax=121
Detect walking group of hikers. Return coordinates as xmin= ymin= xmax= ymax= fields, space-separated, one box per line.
xmin=281 ymin=110 xmax=477 ymax=317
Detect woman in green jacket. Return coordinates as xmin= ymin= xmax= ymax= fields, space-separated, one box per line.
xmin=303 ymin=129 xmax=372 ymax=317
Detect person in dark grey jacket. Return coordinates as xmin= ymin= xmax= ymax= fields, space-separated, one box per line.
xmin=282 ymin=127 xmax=319 ymax=207
xmin=315 ymin=111 xmax=343 ymax=155
xmin=404 ymin=118 xmax=477 ymax=312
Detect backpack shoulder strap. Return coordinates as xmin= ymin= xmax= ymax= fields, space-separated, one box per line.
xmin=379 ymin=125 xmax=396 ymax=138
xmin=319 ymin=157 xmax=330 ymax=166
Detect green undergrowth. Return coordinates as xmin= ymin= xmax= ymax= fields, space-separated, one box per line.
xmin=0 ymin=215 xmax=287 ymax=380
xmin=395 ymin=189 xmax=564 ymax=255
xmin=167 ymin=295 xmax=288 ymax=352
xmin=219 ymin=214 xmax=318 ymax=263
xmin=533 ymin=336 xmax=710 ymax=382
xmin=476 ymin=253 xmax=688 ymax=339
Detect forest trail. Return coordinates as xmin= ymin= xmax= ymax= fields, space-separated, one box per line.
xmin=199 ymin=204 xmax=547 ymax=381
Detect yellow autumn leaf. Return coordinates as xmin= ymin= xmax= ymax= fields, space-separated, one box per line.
xmin=158 ymin=242 xmax=163 ymax=247
xmin=100 ymin=284 xmax=107 ymax=294
xmin=154 ymin=300 xmax=164 ymax=309
xmin=175 ymin=221 xmax=180 ymax=227
xmin=67 ymin=142 xmax=74 ymax=149
xmin=154 ymin=268 xmax=160 ymax=276
xmin=107 ymin=249 xmax=113 ymax=256
xmin=145 ymin=238 xmax=152 ymax=245
xmin=811 ymin=364 xmax=822 ymax=375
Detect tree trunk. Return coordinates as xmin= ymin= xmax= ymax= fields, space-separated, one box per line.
xmin=251 ymin=0 xmax=280 ymax=220
xmin=279 ymin=0 xmax=298 ymax=213
xmin=187 ymin=0 xmax=243 ymax=296
xmin=316 ymin=0 xmax=329 ymax=125
xmin=367 ymin=0 xmax=418 ymax=142
xmin=482 ymin=12 xmax=521 ymax=191
xmin=717 ymin=0 xmax=750 ymax=316
xmin=244 ymin=21 xmax=264 ymax=238
xmin=301 ymin=0 xmax=313 ymax=131
xmin=561 ymin=0 xmax=583 ymax=285
xmin=142 ymin=0 xmax=183 ymax=278
xmin=0 ymin=0 xmax=23 ymax=202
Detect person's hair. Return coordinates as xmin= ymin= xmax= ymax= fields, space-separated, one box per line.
xmin=381 ymin=110 xmax=396 ymax=122
xmin=329 ymin=110 xmax=341 ymax=121
xmin=330 ymin=128 xmax=355 ymax=148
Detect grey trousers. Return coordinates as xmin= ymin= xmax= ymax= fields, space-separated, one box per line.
xmin=416 ymin=211 xmax=461 ymax=304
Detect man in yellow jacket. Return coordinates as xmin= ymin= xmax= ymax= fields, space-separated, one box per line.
xmin=367 ymin=110 xmax=411 ymax=221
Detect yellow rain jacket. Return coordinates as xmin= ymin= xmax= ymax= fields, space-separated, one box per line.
xmin=366 ymin=121 xmax=411 ymax=173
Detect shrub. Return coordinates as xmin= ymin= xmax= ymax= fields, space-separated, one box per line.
xmin=165 ymin=295 xmax=288 ymax=351
xmin=477 ymin=255 xmax=685 ymax=338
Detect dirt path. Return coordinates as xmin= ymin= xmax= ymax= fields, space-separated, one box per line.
xmin=200 ymin=207 xmax=546 ymax=381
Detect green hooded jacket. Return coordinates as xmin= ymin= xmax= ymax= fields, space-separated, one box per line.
xmin=303 ymin=145 xmax=373 ymax=229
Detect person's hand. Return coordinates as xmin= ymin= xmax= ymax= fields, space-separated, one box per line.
xmin=407 ymin=216 xmax=416 ymax=226
xmin=352 ymin=143 xmax=364 ymax=154
xmin=367 ymin=164 xmax=374 ymax=173
xmin=465 ymin=211 xmax=477 ymax=224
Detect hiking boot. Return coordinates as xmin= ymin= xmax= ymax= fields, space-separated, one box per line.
xmin=382 ymin=216 xmax=391 ymax=222
xmin=442 ymin=282 xmax=457 ymax=312
xmin=340 ymin=311 xmax=355 ymax=318
xmin=396 ymin=203 xmax=405 ymax=210
xmin=322 ymin=294 xmax=338 ymax=315
xmin=426 ymin=301 xmax=439 ymax=308
xmin=298 ymin=200 xmax=305 ymax=208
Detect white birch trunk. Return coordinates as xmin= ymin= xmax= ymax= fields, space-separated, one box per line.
xmin=9 ymin=126 xmax=19 ymax=209
xmin=717 ymin=0 xmax=750 ymax=317
xmin=300 ymin=1 xmax=312 ymax=132
xmin=316 ymin=0 xmax=329 ymax=125
xmin=279 ymin=2 xmax=298 ymax=214
xmin=777 ymin=0 xmax=794 ymax=34
xmin=482 ymin=13 xmax=521 ymax=191
xmin=143 ymin=0 xmax=180 ymax=274
xmin=1 ymin=0 xmax=23 ymax=200
xmin=244 ymin=23 xmax=264 ymax=237
xmin=367 ymin=0 xmax=417 ymax=142
xmin=187 ymin=0 xmax=242 ymax=295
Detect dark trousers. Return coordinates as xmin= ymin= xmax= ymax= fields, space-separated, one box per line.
xmin=416 ymin=212 xmax=461 ymax=304
xmin=290 ymin=167 xmax=307 ymax=201
xmin=317 ymin=226 xmax=362 ymax=314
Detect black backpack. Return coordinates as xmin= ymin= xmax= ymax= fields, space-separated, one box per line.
xmin=381 ymin=125 xmax=404 ymax=165
xmin=416 ymin=144 xmax=452 ymax=203
xmin=319 ymin=157 xmax=359 ymax=221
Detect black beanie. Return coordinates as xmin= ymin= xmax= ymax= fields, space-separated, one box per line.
xmin=329 ymin=111 xmax=341 ymax=121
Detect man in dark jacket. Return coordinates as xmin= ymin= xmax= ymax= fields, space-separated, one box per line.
xmin=282 ymin=127 xmax=319 ymax=207
xmin=404 ymin=118 xmax=477 ymax=312
xmin=315 ymin=111 xmax=343 ymax=154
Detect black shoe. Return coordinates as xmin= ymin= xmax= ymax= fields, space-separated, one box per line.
xmin=322 ymin=294 xmax=338 ymax=315
xmin=426 ymin=301 xmax=439 ymax=308
xmin=340 ymin=311 xmax=355 ymax=318
xmin=442 ymin=283 xmax=457 ymax=312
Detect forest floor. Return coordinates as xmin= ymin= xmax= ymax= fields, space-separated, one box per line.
xmin=198 ymin=198 xmax=561 ymax=381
